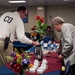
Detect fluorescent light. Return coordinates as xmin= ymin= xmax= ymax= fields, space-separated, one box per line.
xmin=63 ymin=0 xmax=70 ymax=1
xmin=37 ymin=7 xmax=43 ymax=10
xmin=8 ymin=0 xmax=26 ymax=3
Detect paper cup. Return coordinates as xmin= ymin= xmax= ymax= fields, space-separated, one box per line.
xmin=29 ymin=67 xmax=36 ymax=73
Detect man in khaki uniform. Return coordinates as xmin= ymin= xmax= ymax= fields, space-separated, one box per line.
xmin=0 ymin=6 xmax=39 ymax=66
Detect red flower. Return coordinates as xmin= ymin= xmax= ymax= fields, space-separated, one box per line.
xmin=35 ymin=15 xmax=40 ymax=20
xmin=14 ymin=56 xmax=18 ymax=60
xmin=13 ymin=63 xmax=22 ymax=73
xmin=40 ymin=17 xmax=44 ymax=23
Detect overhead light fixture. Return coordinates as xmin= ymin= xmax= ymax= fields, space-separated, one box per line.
xmin=37 ymin=7 xmax=44 ymax=10
xmin=8 ymin=0 xmax=26 ymax=3
xmin=63 ymin=0 xmax=70 ymax=1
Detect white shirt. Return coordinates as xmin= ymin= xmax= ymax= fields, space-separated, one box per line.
xmin=0 ymin=11 xmax=32 ymax=44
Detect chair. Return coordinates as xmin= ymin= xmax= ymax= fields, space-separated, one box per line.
xmin=64 ymin=60 xmax=70 ymax=75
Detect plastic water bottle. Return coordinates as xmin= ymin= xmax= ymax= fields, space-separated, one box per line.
xmin=40 ymin=41 xmax=44 ymax=50
xmin=48 ymin=41 xmax=51 ymax=47
xmin=49 ymin=44 xmax=54 ymax=50
xmin=53 ymin=42 xmax=57 ymax=50
xmin=48 ymin=40 xmax=52 ymax=50
xmin=40 ymin=41 xmax=44 ymax=46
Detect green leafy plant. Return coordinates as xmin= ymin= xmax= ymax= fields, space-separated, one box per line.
xmin=35 ymin=15 xmax=47 ymax=40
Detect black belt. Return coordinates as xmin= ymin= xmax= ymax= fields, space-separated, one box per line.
xmin=0 ymin=38 xmax=12 ymax=43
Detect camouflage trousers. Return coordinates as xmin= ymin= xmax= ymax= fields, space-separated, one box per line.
xmin=0 ymin=41 xmax=13 ymax=66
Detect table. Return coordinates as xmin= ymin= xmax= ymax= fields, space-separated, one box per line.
xmin=0 ymin=52 xmax=62 ymax=75
xmin=0 ymin=65 xmax=61 ymax=75
xmin=0 ymin=40 xmax=62 ymax=75
xmin=25 ymin=53 xmax=62 ymax=75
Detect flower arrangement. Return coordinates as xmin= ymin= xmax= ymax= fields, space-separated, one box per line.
xmin=30 ymin=15 xmax=47 ymax=41
xmin=9 ymin=48 xmax=33 ymax=75
xmin=35 ymin=15 xmax=47 ymax=38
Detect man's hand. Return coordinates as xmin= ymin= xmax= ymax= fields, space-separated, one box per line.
xmin=48 ymin=50 xmax=56 ymax=53
xmin=32 ymin=41 xmax=39 ymax=46
xmin=58 ymin=54 xmax=64 ymax=59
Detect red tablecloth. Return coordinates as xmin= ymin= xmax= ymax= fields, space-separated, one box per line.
xmin=6 ymin=53 xmax=62 ymax=75
xmin=25 ymin=53 xmax=62 ymax=75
